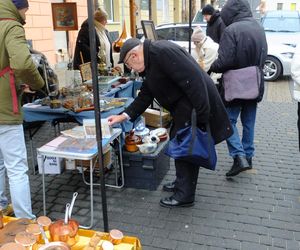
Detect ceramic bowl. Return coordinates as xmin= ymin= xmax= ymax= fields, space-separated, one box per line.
xmin=150 ymin=128 xmax=167 ymax=137
xmin=137 ymin=143 xmax=157 ymax=154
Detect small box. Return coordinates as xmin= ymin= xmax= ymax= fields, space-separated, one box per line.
xmin=37 ymin=155 xmax=64 ymax=174
xmin=142 ymin=108 xmax=170 ymax=128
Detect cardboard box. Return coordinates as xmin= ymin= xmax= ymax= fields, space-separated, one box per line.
xmin=37 ymin=155 xmax=64 ymax=174
xmin=75 ymin=145 xmax=112 ymax=169
xmin=142 ymin=108 xmax=170 ymax=128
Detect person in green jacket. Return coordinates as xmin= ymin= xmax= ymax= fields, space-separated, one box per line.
xmin=0 ymin=0 xmax=45 ymax=219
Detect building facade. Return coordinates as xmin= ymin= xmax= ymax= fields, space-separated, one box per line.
xmin=24 ymin=0 xmax=213 ymax=66
xmin=264 ymin=0 xmax=299 ymax=11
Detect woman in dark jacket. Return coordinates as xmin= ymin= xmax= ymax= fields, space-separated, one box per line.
xmin=73 ymin=8 xmax=113 ymax=70
xmin=210 ymin=0 xmax=268 ymax=177
xmin=108 ymin=38 xmax=232 ymax=208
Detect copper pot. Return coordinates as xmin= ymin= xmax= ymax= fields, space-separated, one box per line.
xmin=125 ymin=131 xmax=142 ymax=152
xmin=49 ymin=204 xmax=79 ymax=247
xmin=48 ymin=219 xmax=79 ymax=247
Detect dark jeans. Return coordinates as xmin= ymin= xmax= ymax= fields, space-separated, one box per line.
xmin=226 ymin=102 xmax=257 ymax=158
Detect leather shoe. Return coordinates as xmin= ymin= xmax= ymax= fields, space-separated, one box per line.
xmin=159 ymin=196 xmax=194 ymax=208
xmin=162 ymin=181 xmax=175 ymax=192
xmin=226 ymin=155 xmax=251 ymax=177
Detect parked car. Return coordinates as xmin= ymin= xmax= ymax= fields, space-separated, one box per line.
xmin=261 ymin=10 xmax=300 ymax=48
xmin=261 ymin=10 xmax=300 ymax=81
xmin=263 ymin=43 xmax=295 ymax=81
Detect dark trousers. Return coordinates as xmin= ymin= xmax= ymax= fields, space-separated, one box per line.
xmin=172 ymin=159 xmax=200 ymax=202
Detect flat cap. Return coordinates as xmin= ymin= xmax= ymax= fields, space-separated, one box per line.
xmin=118 ymin=38 xmax=141 ymax=64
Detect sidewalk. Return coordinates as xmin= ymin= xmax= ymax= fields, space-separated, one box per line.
xmin=24 ymin=78 xmax=300 ymax=249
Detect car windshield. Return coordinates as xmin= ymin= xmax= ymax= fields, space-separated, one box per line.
xmin=263 ymin=17 xmax=300 ymax=32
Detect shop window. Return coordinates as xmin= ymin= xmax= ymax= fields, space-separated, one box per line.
xmin=157 ymin=0 xmax=163 ymax=10
xmin=103 ymin=0 xmax=114 ymax=21
xmin=291 ymin=3 xmax=296 ymax=11
xmin=277 ymin=3 xmax=283 ymax=10
xmin=141 ymin=0 xmax=149 ymax=10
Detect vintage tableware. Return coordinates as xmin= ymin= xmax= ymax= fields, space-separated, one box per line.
xmin=38 ymin=242 xmax=70 ymax=250
xmin=137 ymin=143 xmax=157 ymax=154
xmin=99 ymin=240 xmax=114 ymax=250
xmin=134 ymin=127 xmax=150 ymax=138
xmin=158 ymin=133 xmax=168 ymax=142
xmin=36 ymin=216 xmax=52 ymax=232
xmin=142 ymin=135 xmax=160 ymax=144
xmin=14 ymin=231 xmax=36 ymax=250
xmin=0 ymin=242 xmax=25 ymax=250
xmin=150 ymin=128 xmax=167 ymax=137
xmin=26 ymin=224 xmax=41 ymax=243
xmin=125 ymin=131 xmax=142 ymax=152
xmin=109 ymin=229 xmax=123 ymax=245
xmin=38 ymin=225 xmax=70 ymax=250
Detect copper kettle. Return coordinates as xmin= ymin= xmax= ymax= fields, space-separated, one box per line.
xmin=125 ymin=130 xmax=142 ymax=152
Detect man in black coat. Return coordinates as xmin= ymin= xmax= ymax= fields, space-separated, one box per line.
xmin=108 ymin=38 xmax=232 ymax=208
xmin=202 ymin=4 xmax=225 ymax=43
xmin=210 ymin=0 xmax=268 ymax=177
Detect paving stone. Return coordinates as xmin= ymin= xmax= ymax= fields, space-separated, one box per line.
xmin=151 ymin=237 xmax=178 ymax=249
xmin=286 ymin=240 xmax=300 ymax=250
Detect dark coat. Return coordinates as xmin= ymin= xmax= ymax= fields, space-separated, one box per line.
xmin=124 ymin=39 xmax=232 ymax=144
xmin=210 ymin=0 xmax=268 ymax=105
xmin=73 ymin=20 xmax=114 ymax=70
xmin=206 ymin=11 xmax=225 ymax=44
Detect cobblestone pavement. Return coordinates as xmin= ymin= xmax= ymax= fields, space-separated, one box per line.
xmin=22 ymin=77 xmax=300 ymax=249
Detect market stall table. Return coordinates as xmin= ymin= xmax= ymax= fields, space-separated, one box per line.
xmin=37 ymin=128 xmax=124 ymax=229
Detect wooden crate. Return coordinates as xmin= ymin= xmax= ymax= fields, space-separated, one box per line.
xmin=142 ymin=108 xmax=170 ymax=128
xmin=75 ymin=146 xmax=112 ymax=169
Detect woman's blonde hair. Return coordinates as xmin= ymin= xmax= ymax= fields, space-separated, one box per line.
xmin=94 ymin=7 xmax=108 ymax=22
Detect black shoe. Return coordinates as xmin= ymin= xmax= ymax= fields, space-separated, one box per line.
xmin=226 ymin=155 xmax=251 ymax=177
xmin=159 ymin=196 xmax=194 ymax=208
xmin=246 ymin=157 xmax=253 ymax=168
xmin=162 ymin=181 xmax=175 ymax=192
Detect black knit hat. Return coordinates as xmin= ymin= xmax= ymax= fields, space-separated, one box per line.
xmin=12 ymin=0 xmax=29 ymax=9
xmin=202 ymin=4 xmax=215 ymax=15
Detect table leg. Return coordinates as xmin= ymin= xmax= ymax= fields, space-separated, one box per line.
xmin=79 ymin=159 xmax=94 ymax=229
xmin=42 ymin=156 xmax=46 ymax=215
xmin=118 ymin=135 xmax=125 ymax=188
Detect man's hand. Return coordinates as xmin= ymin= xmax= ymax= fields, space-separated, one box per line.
xmin=107 ymin=114 xmax=128 ymax=126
